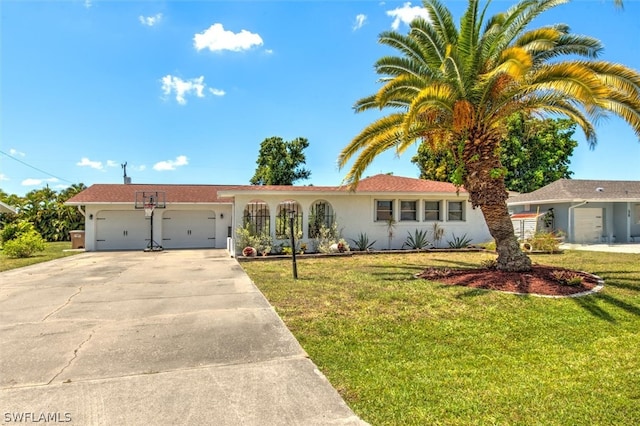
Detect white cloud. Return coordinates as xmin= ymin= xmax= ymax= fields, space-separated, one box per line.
xmin=84 ymin=0 xmax=92 ymax=9
xmin=76 ymin=157 xmax=104 ymax=170
xmin=139 ymin=13 xmax=163 ymax=27
xmin=77 ymin=157 xmax=104 ymax=170
xmin=194 ymin=23 xmax=263 ymax=52
xmin=0 ymin=174 xmax=9 ymax=181
xmin=161 ymin=75 xmax=208 ymax=105
xmin=209 ymin=88 xmax=226 ymax=96
xmin=106 ymin=160 xmax=119 ymax=168
xmin=265 ymin=49 xmax=274 ymax=55
xmin=387 ymin=2 xmax=430 ymax=30
xmin=22 ymin=178 xmax=58 ymax=186
xmin=153 ymin=155 xmax=188 ymax=171
xmin=353 ymin=14 xmax=367 ymax=31
xmin=9 ymin=148 xmax=25 ymax=157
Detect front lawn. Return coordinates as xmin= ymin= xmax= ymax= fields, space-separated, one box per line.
xmin=0 ymin=241 xmax=79 ymax=272
xmin=241 ymin=251 xmax=640 ymax=425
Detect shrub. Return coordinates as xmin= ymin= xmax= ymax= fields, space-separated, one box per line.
xmin=480 ymin=258 xmax=498 ymax=269
xmin=526 ymin=232 xmax=562 ymax=253
xmin=1 ymin=220 xmax=37 ymax=243
xmin=312 ymin=223 xmax=339 ymax=254
xmin=448 ymin=233 xmax=473 ymax=249
xmin=551 ymin=270 xmax=583 ymax=286
xmin=2 ymin=231 xmax=46 ymax=258
xmin=402 ymin=229 xmax=431 ymax=249
xmin=236 ymin=224 xmax=272 ymax=255
xmin=350 ymin=232 xmax=376 ymax=251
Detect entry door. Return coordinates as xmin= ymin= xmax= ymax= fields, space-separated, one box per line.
xmin=96 ymin=211 xmax=149 ymax=250
xmin=162 ymin=210 xmax=216 ymax=248
xmin=574 ymin=208 xmax=603 ymax=243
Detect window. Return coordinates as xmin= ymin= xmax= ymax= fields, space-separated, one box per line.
xmin=424 ymin=201 xmax=441 ymax=221
xmin=400 ymin=201 xmax=417 ymax=221
xmin=243 ymin=200 xmax=270 ymax=235
xmin=309 ymin=200 xmax=335 ymax=238
xmin=376 ymin=200 xmax=393 ymax=221
xmin=447 ymin=201 xmax=464 ymax=221
xmin=635 ymin=204 xmax=640 ymax=225
xmin=276 ymin=201 xmax=302 ymax=239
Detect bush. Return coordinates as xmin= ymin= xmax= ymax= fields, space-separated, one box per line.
xmin=2 ymin=231 xmax=46 ymax=258
xmin=313 ymin=223 xmax=341 ymax=254
xmin=236 ymin=224 xmax=272 ymax=255
xmin=350 ymin=232 xmax=376 ymax=251
xmin=448 ymin=233 xmax=473 ymax=249
xmin=1 ymin=220 xmax=37 ymax=243
xmin=526 ymin=232 xmax=562 ymax=253
xmin=403 ymin=229 xmax=431 ymax=249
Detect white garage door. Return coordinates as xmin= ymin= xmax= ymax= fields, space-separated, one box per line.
xmin=574 ymin=208 xmax=603 ymax=244
xmin=161 ymin=210 xmax=216 ymax=249
xmin=96 ymin=210 xmax=149 ymax=250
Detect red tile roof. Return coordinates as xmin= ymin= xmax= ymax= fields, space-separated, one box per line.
xmin=66 ymin=175 xmax=465 ymax=205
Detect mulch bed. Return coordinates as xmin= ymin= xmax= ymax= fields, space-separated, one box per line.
xmin=415 ymin=264 xmax=602 ymax=297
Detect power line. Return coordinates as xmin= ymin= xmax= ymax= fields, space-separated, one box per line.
xmin=0 ymin=149 xmax=75 ymax=184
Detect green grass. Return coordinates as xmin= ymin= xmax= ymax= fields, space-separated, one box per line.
xmin=241 ymin=251 xmax=640 ymax=425
xmin=0 ymin=241 xmax=80 ymax=272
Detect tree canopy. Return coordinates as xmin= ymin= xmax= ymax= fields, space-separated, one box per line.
xmin=412 ymin=113 xmax=578 ymax=193
xmin=338 ymin=0 xmax=640 ymax=271
xmin=250 ymin=136 xmax=311 ymax=185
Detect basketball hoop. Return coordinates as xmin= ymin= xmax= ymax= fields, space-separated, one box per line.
xmin=144 ymin=203 xmax=155 ymax=217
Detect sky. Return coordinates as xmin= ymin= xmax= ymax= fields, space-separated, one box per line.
xmin=1 ymin=0 xmax=639 ymax=197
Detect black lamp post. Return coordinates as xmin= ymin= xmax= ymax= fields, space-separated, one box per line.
xmin=289 ymin=210 xmax=298 ymax=279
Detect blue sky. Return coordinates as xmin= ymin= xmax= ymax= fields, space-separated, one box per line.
xmin=1 ymin=0 xmax=639 ymax=197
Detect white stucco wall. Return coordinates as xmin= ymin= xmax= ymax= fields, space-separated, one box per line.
xmin=230 ymin=192 xmax=491 ymax=255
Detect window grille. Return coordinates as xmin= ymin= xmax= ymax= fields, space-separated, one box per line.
xmin=308 ymin=201 xmax=335 ymax=238
xmin=276 ymin=201 xmax=302 ymax=239
xmin=243 ymin=201 xmax=270 ymax=235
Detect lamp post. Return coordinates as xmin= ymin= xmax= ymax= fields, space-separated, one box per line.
xmin=289 ymin=210 xmax=298 ymax=279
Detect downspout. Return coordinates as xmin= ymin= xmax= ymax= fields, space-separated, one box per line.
xmin=76 ymin=205 xmax=86 ymax=217
xmin=567 ymin=201 xmax=588 ymax=243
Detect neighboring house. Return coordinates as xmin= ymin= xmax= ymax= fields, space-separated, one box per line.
xmin=0 ymin=201 xmax=17 ymax=214
xmin=508 ymin=179 xmax=640 ymax=244
xmin=65 ymin=174 xmax=491 ymax=254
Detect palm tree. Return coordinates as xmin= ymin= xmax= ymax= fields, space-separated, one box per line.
xmin=339 ymin=0 xmax=640 ymax=271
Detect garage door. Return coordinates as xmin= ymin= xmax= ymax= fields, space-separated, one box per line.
xmin=96 ymin=211 xmax=149 ymax=250
xmin=161 ymin=210 xmax=216 ymax=249
xmin=574 ymin=208 xmax=603 ymax=244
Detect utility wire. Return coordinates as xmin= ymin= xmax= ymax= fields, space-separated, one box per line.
xmin=0 ymin=149 xmax=75 ymax=184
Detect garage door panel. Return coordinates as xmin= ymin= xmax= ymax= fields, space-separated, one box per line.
xmin=96 ymin=211 xmax=149 ymax=251
xmin=162 ymin=210 xmax=216 ymax=249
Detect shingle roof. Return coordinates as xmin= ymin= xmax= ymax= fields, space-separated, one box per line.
xmin=219 ymin=174 xmax=465 ymax=195
xmin=65 ymin=184 xmax=237 ymax=204
xmin=65 ymin=175 xmax=465 ymax=205
xmin=508 ymin=179 xmax=640 ymax=205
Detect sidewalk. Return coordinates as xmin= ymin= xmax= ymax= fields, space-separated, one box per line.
xmin=560 ymin=243 xmax=640 ymax=254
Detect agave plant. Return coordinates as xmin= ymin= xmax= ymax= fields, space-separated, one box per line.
xmin=403 ymin=229 xmax=431 ymax=250
xmin=448 ymin=233 xmax=473 ymax=249
xmin=350 ymin=232 xmax=377 ymax=251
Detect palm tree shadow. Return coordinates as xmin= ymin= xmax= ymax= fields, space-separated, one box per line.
xmin=572 ymin=292 xmax=640 ymax=322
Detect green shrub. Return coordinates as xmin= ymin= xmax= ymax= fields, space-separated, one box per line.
xmin=402 ymin=229 xmax=431 ymax=249
xmin=1 ymin=220 xmax=36 ymax=243
xmin=2 ymin=231 xmax=46 ymax=258
xmin=526 ymin=232 xmax=562 ymax=253
xmin=447 ymin=233 xmax=473 ymax=248
xmin=350 ymin=232 xmax=376 ymax=251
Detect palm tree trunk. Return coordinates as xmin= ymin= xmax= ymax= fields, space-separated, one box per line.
xmin=462 ymin=130 xmax=532 ymax=272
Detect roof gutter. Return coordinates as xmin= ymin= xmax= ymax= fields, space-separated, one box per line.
xmin=567 ymin=201 xmax=588 ymax=241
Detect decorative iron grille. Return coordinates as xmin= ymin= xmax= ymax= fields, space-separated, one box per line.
xmin=243 ymin=201 xmax=270 ymax=235
xmin=276 ymin=201 xmax=302 ymax=239
xmin=308 ymin=200 xmax=335 ymax=238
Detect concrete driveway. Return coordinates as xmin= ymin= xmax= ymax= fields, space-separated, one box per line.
xmin=0 ymin=250 xmax=365 ymax=425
